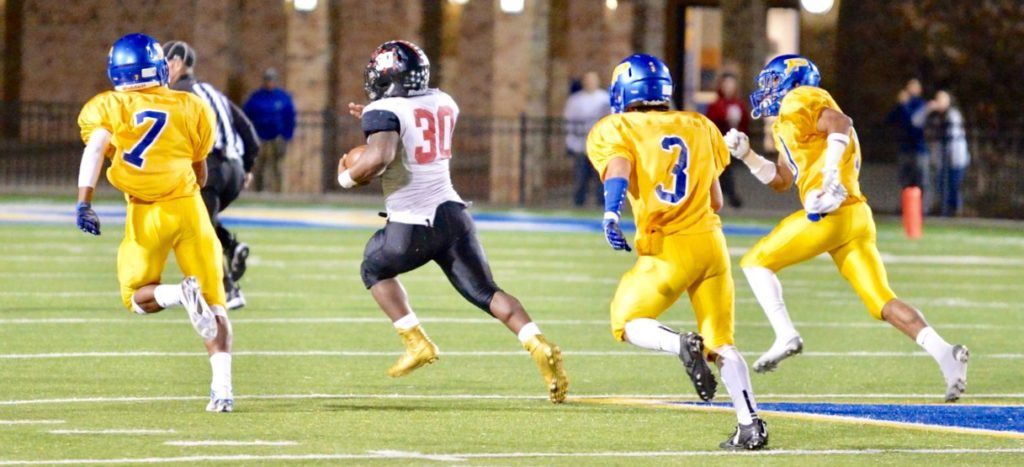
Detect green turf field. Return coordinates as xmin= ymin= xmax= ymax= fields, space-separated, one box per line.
xmin=1 ymin=207 xmax=1023 ymax=465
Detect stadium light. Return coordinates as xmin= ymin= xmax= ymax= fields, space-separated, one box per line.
xmin=606 ymin=0 xmax=618 ymax=11
xmin=800 ymin=0 xmax=834 ymax=15
xmin=293 ymin=0 xmax=317 ymax=12
xmin=500 ymin=0 xmax=524 ymax=14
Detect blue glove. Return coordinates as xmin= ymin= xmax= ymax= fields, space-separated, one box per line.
xmin=602 ymin=177 xmax=631 ymax=252
xmin=602 ymin=213 xmax=631 ymax=251
xmin=76 ymin=201 xmax=101 ymax=235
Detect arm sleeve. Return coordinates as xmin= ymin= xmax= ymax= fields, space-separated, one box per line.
xmin=230 ymin=101 xmax=261 ymax=172
xmin=362 ymin=109 xmax=401 ymax=137
xmin=282 ymin=92 xmax=296 ymax=140
xmin=78 ymin=128 xmax=111 ymax=188
xmin=778 ymin=87 xmax=832 ymax=137
xmin=585 ymin=116 xmax=632 ymax=178
xmin=77 ymin=94 xmax=113 ymax=145
xmin=192 ymin=97 xmax=216 ymax=162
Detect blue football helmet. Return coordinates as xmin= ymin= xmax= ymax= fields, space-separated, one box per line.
xmin=749 ymin=54 xmax=821 ymax=119
xmin=609 ymin=54 xmax=673 ymax=113
xmin=107 ymin=33 xmax=169 ymax=91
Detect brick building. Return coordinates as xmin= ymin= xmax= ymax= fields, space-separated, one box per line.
xmin=0 ymin=0 xmax=827 ymax=197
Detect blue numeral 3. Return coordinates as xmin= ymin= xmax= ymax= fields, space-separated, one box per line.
xmin=123 ymin=110 xmax=168 ymax=169
xmin=655 ymin=135 xmax=690 ymax=205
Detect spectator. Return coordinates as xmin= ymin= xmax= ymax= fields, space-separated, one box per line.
xmin=704 ymin=73 xmax=748 ymax=208
xmin=926 ymin=90 xmax=971 ymax=217
xmin=887 ymin=78 xmax=931 ymax=209
xmin=243 ymin=68 xmax=296 ymax=192
xmin=563 ymin=71 xmax=610 ymax=207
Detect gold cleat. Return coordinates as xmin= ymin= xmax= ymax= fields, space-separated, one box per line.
xmin=387 ymin=325 xmax=439 ymax=378
xmin=524 ymin=335 xmax=569 ymax=403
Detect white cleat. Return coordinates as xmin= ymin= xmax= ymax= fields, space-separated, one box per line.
xmin=180 ymin=276 xmax=218 ymax=341
xmin=226 ymin=288 xmax=246 ymax=311
xmin=206 ymin=392 xmax=234 ymax=413
xmin=753 ymin=335 xmax=803 ymax=373
xmin=944 ymin=344 xmax=970 ymax=403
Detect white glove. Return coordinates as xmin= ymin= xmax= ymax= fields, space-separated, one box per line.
xmin=804 ymin=183 xmax=848 ymax=219
xmin=724 ymin=129 xmax=750 ymax=159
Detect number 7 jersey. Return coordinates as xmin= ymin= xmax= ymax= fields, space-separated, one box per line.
xmin=78 ymin=86 xmax=215 ymax=202
xmin=587 ymin=111 xmax=731 ymax=247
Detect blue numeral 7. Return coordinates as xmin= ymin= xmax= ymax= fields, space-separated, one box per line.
xmin=123 ymin=110 xmax=168 ymax=169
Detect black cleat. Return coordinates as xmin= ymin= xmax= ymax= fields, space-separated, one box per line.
xmin=678 ymin=332 xmax=717 ymax=401
xmin=229 ymin=243 xmax=249 ymax=282
xmin=720 ymin=418 xmax=769 ymax=450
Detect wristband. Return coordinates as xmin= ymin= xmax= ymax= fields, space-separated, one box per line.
xmin=603 ymin=177 xmax=628 ymax=217
xmin=740 ymin=150 xmax=778 ymax=185
xmin=337 ymin=170 xmax=358 ymax=189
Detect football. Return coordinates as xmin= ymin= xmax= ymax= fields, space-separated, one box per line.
xmin=339 ymin=145 xmax=385 ymax=185
xmin=339 ymin=144 xmax=367 ymax=172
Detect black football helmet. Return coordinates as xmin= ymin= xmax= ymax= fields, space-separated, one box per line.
xmin=363 ymin=40 xmax=430 ymax=101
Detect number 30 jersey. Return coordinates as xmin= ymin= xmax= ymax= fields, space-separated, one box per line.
xmin=78 ymin=86 xmax=215 ymax=202
xmin=361 ymin=89 xmax=464 ymax=226
xmin=587 ymin=111 xmax=731 ymax=243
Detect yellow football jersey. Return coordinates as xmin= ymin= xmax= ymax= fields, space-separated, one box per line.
xmin=773 ymin=86 xmax=865 ymax=206
xmin=587 ymin=111 xmax=730 ymax=248
xmin=78 ymin=86 xmax=215 ymax=202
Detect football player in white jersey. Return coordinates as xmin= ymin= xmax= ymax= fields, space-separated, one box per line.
xmin=340 ymin=41 xmax=569 ymax=403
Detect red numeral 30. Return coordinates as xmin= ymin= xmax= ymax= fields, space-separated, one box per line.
xmin=414 ymin=106 xmax=454 ymax=164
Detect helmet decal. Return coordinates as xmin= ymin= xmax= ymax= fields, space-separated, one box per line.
xmin=783 ymin=57 xmax=808 ymax=74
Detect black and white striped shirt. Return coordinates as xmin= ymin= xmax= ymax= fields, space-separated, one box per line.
xmin=171 ymin=75 xmax=260 ymax=171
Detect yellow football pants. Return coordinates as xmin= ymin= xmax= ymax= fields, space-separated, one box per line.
xmin=117 ymin=193 xmax=226 ymax=310
xmin=610 ymin=229 xmax=734 ymax=352
xmin=740 ymin=201 xmax=896 ymax=319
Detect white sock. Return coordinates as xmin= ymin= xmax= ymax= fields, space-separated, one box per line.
xmin=393 ymin=312 xmax=420 ymax=330
xmin=744 ymin=267 xmax=799 ymax=342
xmin=209 ymin=352 xmax=233 ymax=399
xmin=715 ymin=346 xmax=759 ymax=425
xmin=153 ymin=284 xmax=182 ymax=308
xmin=916 ymin=326 xmax=955 ymax=373
xmin=517 ymin=322 xmax=542 ymax=344
xmin=623 ymin=318 xmax=681 ymax=355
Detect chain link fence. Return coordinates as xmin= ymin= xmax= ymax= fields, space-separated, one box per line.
xmin=1 ymin=101 xmax=1021 ymax=218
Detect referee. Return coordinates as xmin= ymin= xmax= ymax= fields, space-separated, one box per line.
xmin=163 ymin=40 xmax=260 ymax=310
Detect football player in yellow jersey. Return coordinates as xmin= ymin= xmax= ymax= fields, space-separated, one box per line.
xmin=588 ymin=54 xmax=767 ymax=450
xmin=74 ymin=33 xmax=235 ymax=412
xmin=727 ymin=54 xmax=969 ymax=402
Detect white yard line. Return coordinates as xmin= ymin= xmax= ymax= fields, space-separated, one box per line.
xmin=164 ymin=440 xmax=298 ymax=447
xmin=1 ymin=447 xmax=1023 ymax=465
xmin=0 ymin=316 xmax=1017 ymax=331
xmin=2 ymin=392 xmax=1022 ymax=407
xmin=49 ymin=429 xmax=177 ymax=435
xmin=0 ymin=420 xmax=64 ymax=425
xmin=1 ymin=349 xmax=1021 ymax=360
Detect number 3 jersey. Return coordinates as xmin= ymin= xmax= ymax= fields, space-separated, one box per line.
xmin=361 ymin=89 xmax=464 ymax=226
xmin=78 ymin=86 xmax=215 ymax=202
xmin=587 ymin=111 xmax=731 ymax=245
